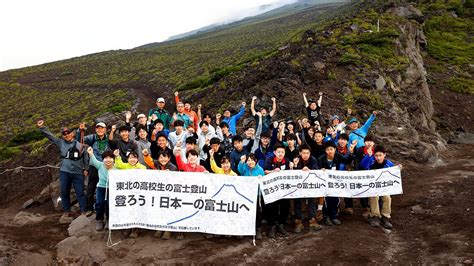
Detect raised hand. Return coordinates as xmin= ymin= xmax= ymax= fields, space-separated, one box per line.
xmin=79 ymin=122 xmax=86 ymax=130
xmin=271 ymin=97 xmax=276 ymax=102
xmin=36 ymin=119 xmax=44 ymax=128
xmin=242 ymin=102 xmax=246 ymax=107
xmin=87 ymin=147 xmax=93 ymax=155
xmin=216 ymin=113 xmax=222 ymax=120
xmin=111 ymin=125 xmax=117 ymax=132
xmin=209 ymin=149 xmax=214 ymax=157
xmin=240 ymin=155 xmax=247 ymax=162
xmin=197 ymin=104 xmax=202 ymax=109
xmin=142 ymin=149 xmax=149 ymax=156
xmin=125 ymin=111 xmax=132 ymax=121
xmin=113 ymin=149 xmax=120 ymax=157
xmin=372 ymin=111 xmax=378 ymax=116
xmin=252 ymin=96 xmax=257 ymax=101
xmin=319 ymin=92 xmax=323 ymax=96
xmin=174 ymin=91 xmax=179 ymax=96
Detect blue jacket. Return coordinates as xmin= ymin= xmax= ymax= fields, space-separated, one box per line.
xmin=254 ymin=127 xmax=278 ymax=168
xmin=223 ymin=106 xmax=245 ymax=135
xmin=360 ymin=155 xmax=395 ymax=170
xmin=238 ymin=161 xmax=265 ymax=176
xmin=348 ymin=114 xmax=376 ymax=149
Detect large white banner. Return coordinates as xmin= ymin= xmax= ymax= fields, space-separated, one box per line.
xmin=109 ymin=170 xmax=259 ymax=236
xmin=259 ymin=166 xmax=402 ymax=204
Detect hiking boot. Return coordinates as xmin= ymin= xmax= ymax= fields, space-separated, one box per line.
xmin=381 ymin=216 xmax=393 ymax=229
xmin=162 ymin=231 xmax=171 ymax=240
xmin=154 ymin=231 xmax=163 ymax=238
xmin=316 ymin=210 xmax=324 ymax=222
xmin=345 ymin=208 xmax=354 ymax=215
xmin=324 ymin=216 xmax=333 ymax=226
xmin=277 ymin=224 xmax=289 ymax=236
xmin=59 ymin=212 xmax=74 ymax=224
xmin=104 ymin=220 xmax=109 ymax=230
xmin=176 ymin=233 xmax=184 ymax=240
xmin=268 ymin=226 xmax=276 ymax=239
xmin=256 ymin=228 xmax=262 ymax=240
xmin=331 ymin=218 xmax=342 ymax=226
xmin=309 ymin=218 xmax=322 ymax=232
xmin=294 ymin=219 xmax=304 ymax=233
xmin=129 ymin=229 xmax=138 ymax=238
xmin=362 ymin=208 xmax=370 ymax=219
xmin=369 ymin=216 xmax=381 ymax=227
xmin=95 ymin=220 xmax=104 ymax=231
xmin=85 ymin=210 xmax=94 ymax=217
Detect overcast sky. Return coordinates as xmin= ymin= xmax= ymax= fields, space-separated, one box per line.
xmin=0 ymin=0 xmax=297 ymax=71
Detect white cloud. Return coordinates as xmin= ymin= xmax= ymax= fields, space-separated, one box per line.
xmin=0 ymin=0 xmax=296 ymax=71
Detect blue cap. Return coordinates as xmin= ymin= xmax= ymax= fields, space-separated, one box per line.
xmin=348 ymin=117 xmax=358 ymax=124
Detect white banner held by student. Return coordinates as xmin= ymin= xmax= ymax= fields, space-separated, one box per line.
xmin=259 ymin=170 xmax=328 ymax=204
xmin=325 ymin=166 xmax=402 ymax=198
xmin=109 ymin=169 xmax=258 ymax=235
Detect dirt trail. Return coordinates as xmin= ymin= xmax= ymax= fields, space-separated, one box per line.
xmin=0 ymin=144 xmax=472 ymax=264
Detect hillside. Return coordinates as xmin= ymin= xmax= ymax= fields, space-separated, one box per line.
xmin=0 ymin=1 xmax=346 ymax=160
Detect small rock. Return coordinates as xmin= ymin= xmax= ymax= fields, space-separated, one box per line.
xmin=375 ymin=75 xmax=386 ymax=90
xmin=463 ymin=259 xmax=472 ymax=264
xmin=411 ymin=205 xmax=424 ymax=214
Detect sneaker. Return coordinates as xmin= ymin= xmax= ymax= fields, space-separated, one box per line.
xmin=59 ymin=212 xmax=74 ymax=224
xmin=369 ymin=216 xmax=381 ymax=227
xmin=316 ymin=210 xmax=324 ymax=222
xmin=362 ymin=208 xmax=370 ymax=219
xmin=381 ymin=216 xmax=393 ymax=229
xmin=129 ymin=228 xmax=138 ymax=238
xmin=154 ymin=231 xmax=163 ymax=238
xmin=294 ymin=219 xmax=304 ymax=233
xmin=95 ymin=220 xmax=104 ymax=231
xmin=345 ymin=208 xmax=354 ymax=215
xmin=324 ymin=216 xmax=333 ymax=226
xmin=268 ymin=226 xmax=276 ymax=239
xmin=309 ymin=218 xmax=322 ymax=232
xmin=331 ymin=218 xmax=342 ymax=225
xmin=277 ymin=224 xmax=289 ymax=236
xmin=85 ymin=210 xmax=94 ymax=217
xmin=162 ymin=231 xmax=171 ymax=240
xmin=176 ymin=233 xmax=184 ymax=240
xmin=256 ymin=228 xmax=262 ymax=240
xmin=104 ymin=220 xmax=109 ymax=230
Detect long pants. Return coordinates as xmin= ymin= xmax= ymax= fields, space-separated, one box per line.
xmin=60 ymin=171 xmax=86 ymax=212
xmin=323 ymin=197 xmax=340 ymax=219
xmin=294 ymin=198 xmax=316 ymax=220
xmin=369 ymin=196 xmax=391 ymax=218
xmin=86 ymin=166 xmax=99 ymax=211
xmin=344 ymin=197 xmax=369 ymax=209
xmin=264 ymin=199 xmax=290 ymax=226
xmin=95 ymin=187 xmax=109 ymax=221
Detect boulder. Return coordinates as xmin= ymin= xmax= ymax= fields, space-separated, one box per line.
xmin=12 ymin=211 xmax=45 ymax=226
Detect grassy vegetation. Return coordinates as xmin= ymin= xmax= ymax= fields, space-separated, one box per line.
xmin=421 ymin=0 xmax=474 ymax=94
xmin=0 ymin=82 xmax=133 ymax=144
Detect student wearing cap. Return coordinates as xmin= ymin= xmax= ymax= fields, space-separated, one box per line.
xmin=37 ymin=120 xmax=89 ymax=224
xmin=77 ymin=121 xmax=110 ymax=216
xmin=148 ymin=97 xmax=172 ymax=130
xmin=347 ymin=111 xmax=377 ymax=150
xmin=174 ymin=91 xmax=199 ymax=132
xmin=109 ymin=124 xmax=138 ymax=163
xmin=250 ymin=96 xmax=277 ymax=134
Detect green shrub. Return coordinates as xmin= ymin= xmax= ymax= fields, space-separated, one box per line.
xmin=0 ymin=146 xmax=21 ymax=161
xmin=8 ymin=129 xmax=45 ymax=146
xmin=339 ymin=52 xmax=362 ymax=65
xmin=447 ymin=77 xmax=474 ymax=94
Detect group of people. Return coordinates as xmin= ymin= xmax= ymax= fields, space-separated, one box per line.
xmin=37 ymin=90 xmax=399 ymax=240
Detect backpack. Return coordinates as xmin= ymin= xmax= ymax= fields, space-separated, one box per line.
xmin=62 ymin=141 xmax=83 ymax=161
